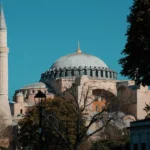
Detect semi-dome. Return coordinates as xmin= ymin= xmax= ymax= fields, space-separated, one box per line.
xmin=51 ymin=52 xmax=108 ymax=69
xmin=21 ymin=82 xmax=47 ymax=89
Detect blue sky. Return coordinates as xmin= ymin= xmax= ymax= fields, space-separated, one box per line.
xmin=3 ymin=0 xmax=133 ymax=99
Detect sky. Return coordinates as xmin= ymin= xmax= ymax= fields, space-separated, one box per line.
xmin=2 ymin=0 xmax=133 ymax=99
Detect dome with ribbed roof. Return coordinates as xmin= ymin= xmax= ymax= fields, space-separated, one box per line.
xmin=51 ymin=52 xmax=108 ymax=69
xmin=40 ymin=46 xmax=117 ymax=80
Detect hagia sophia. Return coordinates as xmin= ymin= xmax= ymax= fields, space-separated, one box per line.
xmin=0 ymin=4 xmax=150 ymax=129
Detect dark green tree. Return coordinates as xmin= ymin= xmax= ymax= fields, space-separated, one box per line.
xmin=119 ymin=0 xmax=150 ymax=86
xmin=18 ymin=97 xmax=79 ymax=150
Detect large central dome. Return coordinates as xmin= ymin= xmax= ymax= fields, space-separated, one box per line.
xmin=51 ymin=52 xmax=108 ymax=69
xmin=40 ymin=46 xmax=117 ymax=80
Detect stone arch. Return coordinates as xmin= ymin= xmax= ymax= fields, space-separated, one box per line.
xmin=86 ymin=80 xmax=117 ymax=96
xmin=92 ymin=89 xmax=116 ymax=102
xmin=92 ymin=89 xmax=117 ymax=112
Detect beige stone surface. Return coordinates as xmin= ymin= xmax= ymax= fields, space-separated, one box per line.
xmin=0 ymin=18 xmax=12 ymax=126
xmin=12 ymin=75 xmax=150 ymax=121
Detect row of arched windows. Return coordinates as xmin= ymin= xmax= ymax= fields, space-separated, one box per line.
xmin=42 ymin=69 xmax=117 ymax=79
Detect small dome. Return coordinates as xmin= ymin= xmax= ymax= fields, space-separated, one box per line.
xmin=21 ymin=82 xmax=47 ymax=89
xmin=51 ymin=52 xmax=108 ymax=69
xmin=16 ymin=92 xmax=23 ymax=97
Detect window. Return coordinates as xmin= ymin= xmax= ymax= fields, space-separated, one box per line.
xmin=110 ymin=72 xmax=112 ymax=78
xmin=90 ymin=70 xmax=93 ymax=76
xmin=96 ymin=70 xmax=98 ymax=77
xmin=113 ymin=73 xmax=115 ymax=79
xmin=105 ymin=71 xmax=108 ymax=78
xmin=20 ymin=109 xmax=23 ymax=114
xmin=71 ymin=70 xmax=74 ymax=76
xmin=134 ymin=143 xmax=138 ymax=150
xmin=65 ymin=70 xmax=67 ymax=77
xmin=60 ymin=71 xmax=62 ymax=77
xmin=54 ymin=72 xmax=57 ymax=77
xmin=96 ymin=105 xmax=99 ymax=112
xmin=101 ymin=70 xmax=103 ymax=77
xmin=141 ymin=143 xmax=146 ymax=150
xmin=84 ymin=69 xmax=87 ymax=75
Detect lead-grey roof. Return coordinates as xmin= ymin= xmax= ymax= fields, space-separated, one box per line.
xmin=0 ymin=4 xmax=6 ymax=29
xmin=16 ymin=92 xmax=23 ymax=97
xmin=21 ymin=82 xmax=47 ymax=89
xmin=51 ymin=52 xmax=108 ymax=69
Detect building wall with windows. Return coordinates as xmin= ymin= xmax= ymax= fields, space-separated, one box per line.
xmin=130 ymin=119 xmax=150 ymax=150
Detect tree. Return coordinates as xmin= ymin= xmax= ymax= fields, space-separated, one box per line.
xmin=92 ymin=127 xmax=130 ymax=150
xmin=56 ymin=83 xmax=121 ymax=150
xmin=119 ymin=0 xmax=150 ymax=86
xmin=143 ymin=102 xmax=150 ymax=118
xmin=18 ymin=97 xmax=79 ymax=150
xmin=18 ymin=83 xmax=121 ymax=150
xmin=0 ymin=112 xmax=13 ymax=149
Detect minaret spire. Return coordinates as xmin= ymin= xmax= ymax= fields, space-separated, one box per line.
xmin=0 ymin=3 xmax=12 ymax=127
xmin=0 ymin=2 xmax=6 ymax=29
xmin=76 ymin=41 xmax=82 ymax=53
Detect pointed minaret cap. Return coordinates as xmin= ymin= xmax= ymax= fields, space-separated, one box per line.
xmin=0 ymin=2 xmax=6 ymax=29
xmin=76 ymin=41 xmax=82 ymax=53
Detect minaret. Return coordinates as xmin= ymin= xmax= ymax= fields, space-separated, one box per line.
xmin=0 ymin=4 xmax=11 ymax=126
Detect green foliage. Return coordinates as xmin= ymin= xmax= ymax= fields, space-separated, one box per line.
xmin=143 ymin=102 xmax=150 ymax=118
xmin=0 ymin=146 xmax=8 ymax=150
xmin=92 ymin=139 xmax=130 ymax=150
xmin=18 ymin=97 xmax=84 ymax=150
xmin=92 ymin=127 xmax=130 ymax=150
xmin=119 ymin=0 xmax=150 ymax=86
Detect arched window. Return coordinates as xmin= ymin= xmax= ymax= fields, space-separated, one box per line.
xmin=96 ymin=70 xmax=98 ymax=77
xmin=101 ymin=70 xmax=103 ymax=77
xmin=54 ymin=71 xmax=57 ymax=77
xmin=90 ymin=70 xmax=93 ymax=76
xmin=113 ymin=73 xmax=115 ymax=79
xmin=20 ymin=109 xmax=23 ymax=114
xmin=65 ymin=70 xmax=68 ymax=77
xmin=84 ymin=69 xmax=87 ymax=75
xmin=59 ymin=70 xmax=62 ymax=77
xmin=96 ymin=105 xmax=99 ymax=112
xmin=71 ymin=70 xmax=74 ymax=76
xmin=105 ymin=71 xmax=108 ymax=78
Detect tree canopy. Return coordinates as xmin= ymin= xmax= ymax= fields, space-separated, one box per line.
xmin=18 ymin=97 xmax=80 ymax=150
xmin=119 ymin=0 xmax=150 ymax=86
